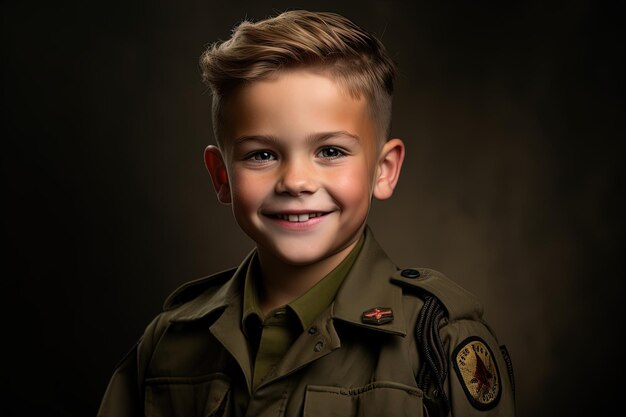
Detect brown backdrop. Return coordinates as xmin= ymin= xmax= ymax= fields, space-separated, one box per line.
xmin=4 ymin=1 xmax=624 ymax=415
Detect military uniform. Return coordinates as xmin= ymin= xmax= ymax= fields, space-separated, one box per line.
xmin=98 ymin=226 xmax=515 ymax=416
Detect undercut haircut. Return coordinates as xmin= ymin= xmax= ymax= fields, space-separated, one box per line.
xmin=200 ymin=10 xmax=397 ymax=147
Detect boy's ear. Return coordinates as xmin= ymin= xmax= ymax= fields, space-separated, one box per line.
xmin=373 ymin=138 xmax=405 ymax=200
xmin=204 ymin=145 xmax=232 ymax=204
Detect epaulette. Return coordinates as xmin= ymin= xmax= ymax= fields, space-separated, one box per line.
xmin=163 ymin=267 xmax=237 ymax=311
xmin=391 ymin=268 xmax=484 ymax=417
xmin=390 ymin=267 xmax=483 ymax=322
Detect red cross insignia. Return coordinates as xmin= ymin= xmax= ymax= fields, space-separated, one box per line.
xmin=361 ymin=307 xmax=394 ymax=325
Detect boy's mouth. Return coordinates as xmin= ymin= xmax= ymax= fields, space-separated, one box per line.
xmin=268 ymin=212 xmax=329 ymax=223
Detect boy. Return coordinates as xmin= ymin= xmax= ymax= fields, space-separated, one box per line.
xmin=99 ymin=10 xmax=515 ymax=417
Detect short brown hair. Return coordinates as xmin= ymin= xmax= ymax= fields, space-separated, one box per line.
xmin=200 ymin=10 xmax=397 ymax=146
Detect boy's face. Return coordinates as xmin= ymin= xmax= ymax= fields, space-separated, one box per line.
xmin=206 ymin=69 xmax=404 ymax=266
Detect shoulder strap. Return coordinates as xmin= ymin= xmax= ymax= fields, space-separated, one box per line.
xmin=391 ymin=267 xmax=483 ymax=321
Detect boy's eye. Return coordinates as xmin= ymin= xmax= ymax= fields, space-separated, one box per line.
xmin=317 ymin=147 xmax=345 ymax=159
xmin=247 ymin=151 xmax=276 ymax=161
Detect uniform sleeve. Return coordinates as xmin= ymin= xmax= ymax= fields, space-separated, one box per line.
xmin=441 ymin=319 xmax=516 ymax=417
xmin=97 ymin=340 xmax=143 ymax=417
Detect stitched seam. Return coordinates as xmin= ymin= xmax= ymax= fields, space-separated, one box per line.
xmin=146 ymin=373 xmax=230 ymax=386
xmin=310 ymin=382 xmax=421 ymax=397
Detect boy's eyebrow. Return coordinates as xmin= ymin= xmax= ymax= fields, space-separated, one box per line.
xmin=234 ymin=134 xmax=281 ymax=146
xmin=306 ymin=131 xmax=361 ymax=143
xmin=234 ymin=131 xmax=360 ymax=145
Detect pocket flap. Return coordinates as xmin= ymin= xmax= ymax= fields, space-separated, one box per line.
xmin=145 ymin=373 xmax=230 ymax=417
xmin=304 ymin=381 xmax=423 ymax=417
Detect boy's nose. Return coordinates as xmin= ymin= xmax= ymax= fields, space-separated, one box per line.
xmin=275 ymin=160 xmax=318 ymax=196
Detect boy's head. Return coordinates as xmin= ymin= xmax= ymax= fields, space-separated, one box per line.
xmin=201 ymin=10 xmax=404 ymax=267
xmin=200 ymin=10 xmax=396 ymax=147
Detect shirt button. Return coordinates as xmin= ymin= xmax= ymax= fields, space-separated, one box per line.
xmin=314 ymin=341 xmax=324 ymax=352
xmin=308 ymin=326 xmax=318 ymax=335
xmin=400 ymin=268 xmax=420 ymax=278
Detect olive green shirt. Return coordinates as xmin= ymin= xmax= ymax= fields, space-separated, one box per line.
xmin=242 ymin=235 xmax=365 ymax=389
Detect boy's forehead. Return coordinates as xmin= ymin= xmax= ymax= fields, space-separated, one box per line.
xmin=227 ymin=70 xmax=362 ymax=115
xmin=219 ymin=69 xmax=376 ymax=146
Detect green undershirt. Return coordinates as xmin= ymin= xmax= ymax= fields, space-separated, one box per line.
xmin=241 ymin=235 xmax=365 ymax=390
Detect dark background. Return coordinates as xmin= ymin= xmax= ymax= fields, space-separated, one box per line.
xmin=3 ymin=1 xmax=624 ymax=415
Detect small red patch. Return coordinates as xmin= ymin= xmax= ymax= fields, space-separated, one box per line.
xmin=361 ymin=307 xmax=394 ymax=325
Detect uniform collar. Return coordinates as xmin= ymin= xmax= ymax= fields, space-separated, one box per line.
xmin=241 ymin=253 xmax=264 ymax=332
xmin=331 ymin=225 xmax=407 ymax=336
xmin=168 ymin=249 xmax=254 ymax=323
xmin=169 ymin=226 xmax=406 ymax=337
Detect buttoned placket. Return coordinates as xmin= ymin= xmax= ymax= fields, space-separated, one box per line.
xmin=244 ymin=308 xmax=341 ymax=417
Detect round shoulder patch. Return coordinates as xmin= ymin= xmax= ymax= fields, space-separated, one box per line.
xmin=452 ymin=336 xmax=501 ymax=410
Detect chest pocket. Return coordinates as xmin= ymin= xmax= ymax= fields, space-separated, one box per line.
xmin=303 ymin=381 xmax=424 ymax=417
xmin=144 ymin=373 xmax=231 ymax=417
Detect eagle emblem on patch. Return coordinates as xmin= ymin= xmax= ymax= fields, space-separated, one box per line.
xmin=452 ymin=337 xmax=501 ymax=410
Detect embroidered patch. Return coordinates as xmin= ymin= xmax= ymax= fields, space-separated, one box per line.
xmin=452 ymin=336 xmax=501 ymax=410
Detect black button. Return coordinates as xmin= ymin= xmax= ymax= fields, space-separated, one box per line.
xmin=400 ymin=268 xmax=420 ymax=278
xmin=314 ymin=341 xmax=324 ymax=352
xmin=308 ymin=326 xmax=318 ymax=335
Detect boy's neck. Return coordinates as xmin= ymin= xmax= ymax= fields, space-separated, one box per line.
xmin=255 ymin=238 xmax=360 ymax=316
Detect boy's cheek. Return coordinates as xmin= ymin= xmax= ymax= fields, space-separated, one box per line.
xmin=230 ymin=181 xmax=265 ymax=211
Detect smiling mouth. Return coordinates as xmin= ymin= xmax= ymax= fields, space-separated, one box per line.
xmin=268 ymin=212 xmax=329 ymax=222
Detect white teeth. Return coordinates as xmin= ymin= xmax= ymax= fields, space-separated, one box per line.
xmin=275 ymin=213 xmax=324 ymax=222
